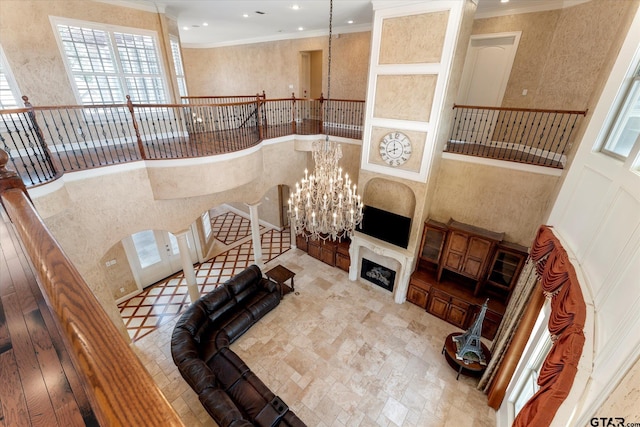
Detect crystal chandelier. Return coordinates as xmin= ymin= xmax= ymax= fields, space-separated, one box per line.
xmin=288 ymin=0 xmax=364 ymax=241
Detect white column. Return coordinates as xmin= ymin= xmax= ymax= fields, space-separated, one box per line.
xmin=247 ymin=203 xmax=264 ymax=269
xmin=176 ymin=230 xmax=199 ymax=303
xmin=289 ymin=221 xmax=297 ymax=249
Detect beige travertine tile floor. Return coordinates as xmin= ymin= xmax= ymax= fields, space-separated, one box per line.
xmin=132 ymin=249 xmax=496 ymax=427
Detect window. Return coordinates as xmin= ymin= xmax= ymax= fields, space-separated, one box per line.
xmin=202 ymin=211 xmax=212 ymax=239
xmin=602 ymin=62 xmax=640 ymax=159
xmin=170 ymin=36 xmax=188 ymax=97
xmin=52 ymin=18 xmax=168 ymax=105
xmin=0 ymin=45 xmax=21 ymax=109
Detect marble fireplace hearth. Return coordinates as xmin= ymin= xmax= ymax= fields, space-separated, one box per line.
xmin=348 ymin=232 xmax=414 ymax=304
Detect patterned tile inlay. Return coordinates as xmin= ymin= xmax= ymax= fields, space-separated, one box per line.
xmin=118 ymin=218 xmax=290 ymax=342
xmin=211 ymin=211 xmax=262 ymax=245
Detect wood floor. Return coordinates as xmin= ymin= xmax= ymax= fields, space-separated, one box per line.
xmin=0 ymin=210 xmax=98 ymax=427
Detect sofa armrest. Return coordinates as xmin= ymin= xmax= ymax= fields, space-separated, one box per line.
xmin=261 ymin=278 xmax=278 ymax=294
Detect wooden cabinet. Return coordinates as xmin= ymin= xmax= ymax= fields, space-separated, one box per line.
xmin=410 ymin=219 xmax=528 ymax=340
xmin=483 ymin=242 xmax=528 ymax=302
xmin=437 ymin=220 xmax=503 ymax=292
xmin=297 ymin=233 xmax=351 ymax=271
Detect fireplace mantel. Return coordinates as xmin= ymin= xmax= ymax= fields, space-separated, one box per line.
xmin=348 ymin=232 xmax=415 ymax=304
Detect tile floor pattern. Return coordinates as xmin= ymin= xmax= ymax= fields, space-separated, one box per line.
xmin=118 ymin=211 xmax=290 ymax=342
xmin=211 ymin=211 xmax=262 ymax=244
xmin=132 ymin=249 xmax=496 ymax=427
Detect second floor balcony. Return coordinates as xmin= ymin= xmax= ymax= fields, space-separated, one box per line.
xmin=0 ymin=94 xmax=586 ymax=188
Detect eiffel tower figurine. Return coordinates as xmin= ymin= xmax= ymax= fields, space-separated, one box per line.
xmin=453 ymin=299 xmax=489 ymax=365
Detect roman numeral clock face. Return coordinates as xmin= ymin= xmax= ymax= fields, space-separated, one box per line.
xmin=379 ymin=132 xmax=412 ymax=167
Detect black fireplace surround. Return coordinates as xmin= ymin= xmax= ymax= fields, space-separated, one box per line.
xmin=360 ymin=258 xmax=395 ymax=292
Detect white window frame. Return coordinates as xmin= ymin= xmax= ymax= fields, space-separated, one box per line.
xmin=50 ymin=16 xmax=170 ymax=105
xmin=600 ymin=60 xmax=640 ymax=162
xmin=201 ymin=210 xmax=212 ymax=239
xmin=0 ymin=44 xmax=22 ymax=109
xmin=170 ymin=36 xmax=188 ymax=97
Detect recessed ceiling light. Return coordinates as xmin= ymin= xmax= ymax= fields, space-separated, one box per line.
xmin=500 ymin=0 xmax=509 ymax=3
xmin=182 ymin=27 xmax=189 ymax=31
xmin=291 ymin=4 xmax=300 ymax=10
xmin=242 ymin=13 xmax=249 ymax=18
xmin=347 ymin=20 xmax=354 ymax=24
xmin=202 ymin=22 xmax=209 ymax=26
xmin=298 ymin=26 xmax=304 ymax=31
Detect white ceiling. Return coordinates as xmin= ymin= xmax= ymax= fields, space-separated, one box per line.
xmin=96 ymin=0 xmax=590 ymax=47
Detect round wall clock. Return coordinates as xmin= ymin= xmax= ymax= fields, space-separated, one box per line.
xmin=379 ymin=131 xmax=412 ymax=167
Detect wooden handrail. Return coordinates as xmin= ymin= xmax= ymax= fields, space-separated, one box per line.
xmin=0 ymin=150 xmax=184 ymax=427
xmin=453 ymin=104 xmax=588 ymax=115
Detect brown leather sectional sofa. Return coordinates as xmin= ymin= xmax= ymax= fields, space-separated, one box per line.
xmin=171 ymin=265 xmax=306 ymax=427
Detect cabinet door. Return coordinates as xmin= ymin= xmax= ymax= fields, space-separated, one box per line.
xmin=444 ymin=232 xmax=468 ymax=271
xmin=407 ymin=284 xmax=429 ymax=309
xmin=462 ymin=237 xmax=492 ymax=278
xmin=308 ymin=241 xmax=321 ymax=259
xmin=419 ymin=220 xmax=447 ymax=268
xmin=296 ymin=234 xmax=308 ymax=252
xmin=319 ymin=241 xmax=336 ymax=266
xmin=427 ymin=289 xmax=450 ymax=320
xmin=447 ymin=298 xmax=470 ymax=328
xmin=335 ymin=252 xmax=350 ymax=271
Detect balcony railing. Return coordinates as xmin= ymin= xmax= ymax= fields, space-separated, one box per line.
xmin=1 ymin=96 xmax=587 ymax=189
xmin=1 ymin=94 xmax=364 ymax=188
xmin=447 ymin=105 xmax=587 ymax=168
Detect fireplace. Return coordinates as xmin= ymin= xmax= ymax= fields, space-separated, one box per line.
xmin=348 ymin=232 xmax=414 ymax=304
xmin=361 ymin=258 xmax=395 ymax=292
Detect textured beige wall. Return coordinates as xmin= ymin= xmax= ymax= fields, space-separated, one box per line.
xmin=182 ymin=32 xmax=371 ymax=99
xmin=0 ymin=0 xmax=167 ymax=105
xmin=102 ymin=242 xmax=137 ymax=300
xmin=374 ymin=75 xmax=437 ymax=122
xmin=473 ymin=0 xmax=639 ymax=110
xmin=379 ymin=12 xmax=449 ymax=64
xmin=429 ymin=159 xmax=558 ymax=245
xmin=30 ymin=138 xmax=320 ymax=334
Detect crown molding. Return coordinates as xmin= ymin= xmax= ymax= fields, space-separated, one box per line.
xmin=182 ymin=23 xmax=372 ymax=49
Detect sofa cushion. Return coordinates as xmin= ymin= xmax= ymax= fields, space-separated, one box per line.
xmin=243 ymin=290 xmax=280 ymax=321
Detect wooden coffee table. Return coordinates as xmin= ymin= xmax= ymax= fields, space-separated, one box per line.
xmin=442 ymin=332 xmax=490 ymax=380
xmin=265 ymin=265 xmax=295 ymax=299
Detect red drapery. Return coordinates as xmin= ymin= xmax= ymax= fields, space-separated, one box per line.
xmin=513 ymin=225 xmax=586 ymax=427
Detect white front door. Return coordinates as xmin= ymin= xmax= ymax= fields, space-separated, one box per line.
xmin=456 ymin=32 xmax=521 ymax=144
xmin=124 ymin=229 xmax=197 ymax=289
